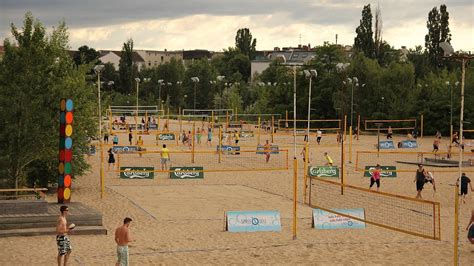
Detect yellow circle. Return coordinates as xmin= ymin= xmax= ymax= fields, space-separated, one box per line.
xmin=59 ymin=162 xmax=64 ymax=174
xmin=63 ymin=188 xmax=71 ymax=200
xmin=65 ymin=125 xmax=73 ymax=136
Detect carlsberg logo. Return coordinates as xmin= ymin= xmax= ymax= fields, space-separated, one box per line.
xmin=309 ymin=166 xmax=339 ymax=177
xmin=173 ymin=168 xmax=200 ymax=178
xmin=123 ymin=168 xmax=150 ymax=178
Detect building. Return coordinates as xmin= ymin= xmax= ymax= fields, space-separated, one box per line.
xmin=98 ymin=50 xmax=146 ymax=71
xmin=136 ymin=49 xmax=183 ymax=68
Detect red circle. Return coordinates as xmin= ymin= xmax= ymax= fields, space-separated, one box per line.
xmin=59 ymin=125 xmax=65 ymax=136
xmin=64 ymin=175 xmax=72 ymax=187
xmin=58 ymin=187 xmax=64 ymax=199
xmin=59 ymin=150 xmax=65 ymax=161
xmin=65 ymin=112 xmax=73 ymax=124
xmin=64 ymin=150 xmax=72 ymax=162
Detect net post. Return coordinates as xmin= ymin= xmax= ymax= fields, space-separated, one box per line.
xmin=271 ymin=116 xmax=275 ymax=143
xmin=341 ymin=119 xmax=345 ymax=195
xmin=421 ymin=114 xmax=424 ymax=138
xmin=343 ymin=115 xmax=347 ymax=141
xmin=292 ymin=157 xmax=298 ymax=240
xmin=304 ymin=142 xmax=309 ymax=204
xmin=108 ymin=107 xmax=112 ymax=134
xmin=192 ymin=122 xmax=195 ymax=163
xmin=211 ymin=110 xmax=214 ymax=130
xmin=450 ymin=124 xmax=453 ymax=144
xmin=100 ymin=143 xmax=104 ymax=199
xmin=157 ymin=113 xmax=161 ymax=131
xmin=166 ymin=108 xmax=169 ymax=127
xmin=258 ymin=117 xmax=261 ymax=144
xmin=235 ymin=107 xmax=238 ymax=122
xmin=286 ymin=110 xmax=288 ymax=122
xmin=135 ymin=112 xmax=138 ymax=140
xmin=349 ymin=126 xmax=353 ymax=163
xmin=179 ymin=107 xmax=182 ymax=137
xmin=226 ymin=110 xmax=229 ymax=128
xmin=357 ymin=114 xmax=360 ymax=140
xmin=218 ymin=126 xmax=222 ymax=163
xmin=454 ymin=185 xmax=459 ymax=266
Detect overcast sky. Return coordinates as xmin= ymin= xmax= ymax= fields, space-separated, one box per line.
xmin=0 ymin=0 xmax=472 ymax=52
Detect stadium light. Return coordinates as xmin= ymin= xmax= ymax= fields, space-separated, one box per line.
xmin=191 ymin=77 xmax=200 ymax=114
xmin=303 ymin=69 xmax=317 ymax=143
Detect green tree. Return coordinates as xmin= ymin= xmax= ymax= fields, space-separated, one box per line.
xmin=425 ymin=7 xmax=441 ymax=63
xmin=0 ymin=13 xmax=96 ymax=188
xmin=235 ymin=28 xmax=257 ymax=60
xmin=74 ymin=45 xmax=100 ymax=65
xmin=354 ymin=4 xmax=375 ymax=58
xmin=118 ymin=38 xmax=136 ymax=94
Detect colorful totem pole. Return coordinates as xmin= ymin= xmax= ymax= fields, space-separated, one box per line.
xmin=58 ymin=99 xmax=73 ymax=203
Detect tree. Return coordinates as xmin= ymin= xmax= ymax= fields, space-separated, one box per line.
xmin=74 ymin=45 xmax=100 ymax=65
xmin=425 ymin=5 xmax=451 ymax=66
xmin=354 ymin=4 xmax=375 ymax=58
xmin=118 ymin=38 xmax=136 ymax=94
xmin=439 ymin=5 xmax=452 ymax=47
xmin=0 ymin=13 xmax=96 ymax=188
xmin=235 ymin=28 xmax=257 ymax=60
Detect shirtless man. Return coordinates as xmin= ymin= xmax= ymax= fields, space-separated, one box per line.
xmin=115 ymin=217 xmax=133 ymax=266
xmin=467 ymin=209 xmax=474 ymax=244
xmin=56 ymin=205 xmax=73 ymax=266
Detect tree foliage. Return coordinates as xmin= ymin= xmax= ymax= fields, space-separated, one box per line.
xmin=425 ymin=4 xmax=451 ymax=66
xmin=0 ymin=13 xmax=96 ymax=188
xmin=74 ymin=45 xmax=100 ymax=65
xmin=354 ymin=4 xmax=375 ymax=58
xmin=235 ymin=28 xmax=257 ymax=60
xmin=118 ymin=38 xmax=136 ymax=94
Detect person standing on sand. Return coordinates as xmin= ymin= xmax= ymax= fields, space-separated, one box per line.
xmin=316 ymin=129 xmax=322 ymax=145
xmin=467 ymin=209 xmax=474 ymax=244
xmin=369 ymin=164 xmax=381 ymax=191
xmin=457 ymin=173 xmax=473 ymax=204
xmin=56 ymin=205 xmax=73 ymax=266
xmin=108 ymin=148 xmax=116 ymax=170
xmin=414 ymin=164 xmax=428 ymax=199
xmin=324 ymin=152 xmax=333 ymax=166
xmin=387 ymin=126 xmax=393 ymax=139
xmin=160 ymin=144 xmax=170 ymax=170
xmin=115 ymin=217 xmax=133 ymax=266
xmin=264 ymin=140 xmax=271 ymax=163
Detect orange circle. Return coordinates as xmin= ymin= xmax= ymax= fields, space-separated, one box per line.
xmin=60 ymin=99 xmax=66 ymax=111
xmin=59 ymin=162 xmax=64 ymax=174
xmin=65 ymin=125 xmax=73 ymax=136
xmin=65 ymin=112 xmax=73 ymax=124
xmin=63 ymin=188 xmax=71 ymax=200
xmin=64 ymin=175 xmax=72 ymax=187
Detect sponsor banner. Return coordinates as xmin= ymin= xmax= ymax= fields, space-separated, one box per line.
xmin=399 ymin=140 xmax=418 ymax=148
xmin=240 ymin=131 xmax=254 ymax=138
xmin=226 ymin=210 xmax=281 ymax=232
xmin=120 ymin=167 xmax=154 ymax=179
xmin=313 ymin=208 xmax=366 ymax=230
xmin=169 ymin=166 xmax=204 ymax=179
xmin=216 ymin=145 xmax=241 ymax=154
xmin=363 ymin=166 xmax=397 ymax=177
xmin=149 ymin=124 xmax=158 ymax=130
xmin=228 ymin=123 xmax=242 ymax=128
xmin=256 ymin=145 xmax=280 ymax=154
xmin=158 ymin=133 xmax=176 ymax=140
xmin=308 ymin=166 xmax=339 ymax=178
xmin=378 ymin=140 xmax=395 ymax=149
xmin=112 ymin=146 xmax=139 ymax=153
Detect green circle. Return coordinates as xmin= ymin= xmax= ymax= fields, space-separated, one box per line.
xmin=64 ymin=162 xmax=72 ymax=174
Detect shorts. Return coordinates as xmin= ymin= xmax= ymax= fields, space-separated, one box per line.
xmin=416 ymin=181 xmax=425 ymax=191
xmin=117 ymin=245 xmax=129 ymax=266
xmin=113 ymin=141 xmax=118 ymax=145
xmin=468 ymin=225 xmax=474 ymax=239
xmin=108 ymin=157 xmax=115 ymax=164
xmin=235 ymin=140 xmax=239 ymax=144
xmin=56 ymin=235 xmax=72 ymax=256
xmin=433 ymin=144 xmax=439 ymax=150
xmin=161 ymin=158 xmax=169 ymax=164
xmin=370 ymin=178 xmax=380 ymax=188
xmin=460 ymin=187 xmax=468 ymax=195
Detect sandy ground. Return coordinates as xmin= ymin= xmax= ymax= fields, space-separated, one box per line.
xmin=1 ymin=121 xmax=473 ymax=265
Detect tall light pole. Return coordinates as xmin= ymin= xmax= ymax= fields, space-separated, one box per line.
xmin=191 ymin=77 xmax=199 ymax=114
xmin=217 ymin=75 xmax=225 ymax=109
xmin=304 ymin=69 xmax=317 ymax=142
xmin=158 ymin=79 xmax=164 ymax=111
xmin=135 ymin=78 xmax=140 ymax=133
xmin=94 ymin=64 xmax=105 ymax=199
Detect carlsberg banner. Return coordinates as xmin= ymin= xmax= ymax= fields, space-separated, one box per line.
xmin=170 ymin=167 xmax=204 ymax=179
xmin=158 ymin=133 xmax=175 ymax=140
xmin=308 ymin=166 xmax=339 ymax=178
xmin=364 ymin=166 xmax=397 ymax=178
xmin=120 ymin=167 xmax=154 ymax=179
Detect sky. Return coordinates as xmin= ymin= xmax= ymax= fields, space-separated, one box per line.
xmin=0 ymin=0 xmax=473 ymax=52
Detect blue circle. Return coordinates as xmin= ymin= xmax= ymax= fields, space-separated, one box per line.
xmin=66 ymin=99 xmax=73 ymax=111
xmin=60 ymin=112 xmax=66 ymax=124
xmin=252 ymin=218 xmax=259 ymax=225
xmin=65 ymin=137 xmax=73 ymax=149
xmin=58 ymin=175 xmax=64 ymax=186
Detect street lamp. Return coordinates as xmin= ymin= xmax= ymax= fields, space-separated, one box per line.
xmin=191 ymin=77 xmax=199 ymax=114
xmin=217 ymin=75 xmax=225 ymax=109
xmin=93 ymin=65 xmax=105 ymax=142
xmin=303 ymin=69 xmax=317 ymax=143
xmin=158 ymin=79 xmax=164 ymax=110
xmin=135 ymin=78 xmax=141 ymax=133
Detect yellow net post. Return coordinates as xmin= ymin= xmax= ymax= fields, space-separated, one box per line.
xmin=226 ymin=110 xmax=229 ymax=128
xmin=454 ymin=185 xmax=459 ymax=266
xmin=343 ymin=115 xmax=347 ymax=142
xmin=341 ymin=115 xmax=347 ymax=195
xmin=167 ymin=107 xmax=170 ymax=127
xmin=349 ymin=126 xmax=353 ymax=163
xmin=304 ymin=142 xmax=309 ymax=204
xmin=100 ymin=143 xmax=104 ymax=199
xmin=257 ymin=117 xmax=261 ymax=144
xmin=292 ymin=158 xmax=298 ymax=240
xmin=357 ymin=114 xmax=360 ymax=140
xmin=211 ymin=110 xmax=214 ymax=129
xmin=271 ymin=116 xmax=274 ymax=143
xmin=235 ymin=107 xmax=238 ymax=122
xmin=157 ymin=113 xmax=161 ymax=131
xmin=421 ymin=114 xmax=424 ymax=138
xmin=218 ymin=126 xmax=222 ymax=163
xmin=192 ymin=122 xmax=195 ymax=163
xmin=286 ymin=110 xmax=288 ymax=122
xmin=450 ymin=124 xmax=453 ymax=144
xmin=135 ymin=112 xmax=138 ymax=140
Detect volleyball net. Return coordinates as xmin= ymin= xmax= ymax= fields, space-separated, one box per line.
xmin=107 ymin=105 xmax=165 ymax=133
xmin=364 ymin=119 xmax=417 ymax=132
xmin=355 ymin=150 xmax=474 ymax=173
xmin=111 ymin=149 xmax=289 ymax=173
xmin=277 ymin=119 xmax=341 ymax=131
xmin=309 ymin=176 xmax=441 ymax=240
